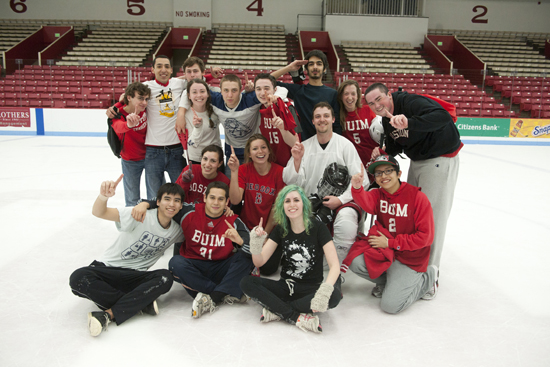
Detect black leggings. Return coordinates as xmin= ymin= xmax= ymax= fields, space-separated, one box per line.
xmin=240 ymin=275 xmax=342 ymax=323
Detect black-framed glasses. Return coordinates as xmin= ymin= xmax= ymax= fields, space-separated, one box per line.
xmin=373 ymin=168 xmax=396 ymax=178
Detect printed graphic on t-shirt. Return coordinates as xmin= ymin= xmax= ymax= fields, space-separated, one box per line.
xmin=283 ymin=240 xmax=316 ymax=279
xmin=120 ymin=231 xmax=170 ymax=260
xmin=224 ymin=118 xmax=253 ymax=138
xmin=155 ymin=89 xmax=176 ymax=118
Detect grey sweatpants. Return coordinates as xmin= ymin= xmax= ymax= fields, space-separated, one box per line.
xmin=407 ymin=154 xmax=459 ymax=268
xmin=349 ymin=256 xmax=436 ymax=314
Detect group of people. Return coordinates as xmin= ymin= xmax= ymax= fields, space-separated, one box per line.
xmin=69 ymin=49 xmax=462 ymax=336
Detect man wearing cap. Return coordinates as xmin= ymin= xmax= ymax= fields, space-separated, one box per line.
xmin=341 ymin=155 xmax=439 ymax=313
xmin=364 ymin=83 xmax=462 ymax=272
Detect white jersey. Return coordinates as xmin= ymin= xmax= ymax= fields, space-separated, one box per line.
xmin=186 ymin=109 xmax=222 ymax=162
xmin=99 ymin=207 xmax=183 ymax=271
xmin=143 ymin=78 xmax=185 ymax=146
xmin=283 ymin=133 xmax=366 ymax=204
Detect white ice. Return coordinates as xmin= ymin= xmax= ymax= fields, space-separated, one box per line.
xmin=0 ymin=135 xmax=549 ymax=367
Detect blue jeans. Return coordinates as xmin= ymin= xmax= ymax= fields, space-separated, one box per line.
xmin=121 ymin=159 xmax=145 ymax=207
xmin=224 ymin=143 xmax=245 ymax=178
xmin=144 ymin=145 xmax=186 ymax=200
xmin=169 ymin=251 xmax=253 ymax=299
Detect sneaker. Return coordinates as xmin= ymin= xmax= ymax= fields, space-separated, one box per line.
xmin=260 ymin=308 xmax=281 ymax=323
xmin=222 ymin=294 xmax=249 ymax=305
xmin=295 ymin=313 xmax=322 ymax=333
xmin=140 ymin=300 xmax=159 ymax=316
xmin=421 ymin=265 xmax=439 ymax=300
xmin=192 ymin=292 xmax=216 ymax=318
xmin=371 ymin=284 xmax=385 ymax=298
xmin=87 ymin=311 xmax=111 ymax=337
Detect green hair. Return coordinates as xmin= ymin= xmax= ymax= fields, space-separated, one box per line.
xmin=273 ymin=185 xmax=312 ymax=237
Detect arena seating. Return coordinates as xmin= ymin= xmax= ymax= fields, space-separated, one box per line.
xmin=57 ymin=24 xmax=167 ymax=67
xmin=204 ymin=23 xmax=289 ymax=71
xmin=340 ymin=41 xmax=436 ymax=74
xmin=429 ymin=29 xmax=550 ymax=78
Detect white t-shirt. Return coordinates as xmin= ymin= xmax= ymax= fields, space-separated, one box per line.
xmin=186 ymin=109 xmax=222 ymax=162
xmin=99 ymin=207 xmax=183 ymax=271
xmin=283 ymin=133 xmax=367 ymax=204
xmin=143 ymin=78 xmax=185 ymax=146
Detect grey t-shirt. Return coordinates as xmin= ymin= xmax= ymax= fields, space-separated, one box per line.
xmin=99 ymin=207 xmax=183 ymax=271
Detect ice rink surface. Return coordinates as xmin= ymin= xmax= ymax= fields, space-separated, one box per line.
xmin=1 ymin=135 xmax=549 ymax=367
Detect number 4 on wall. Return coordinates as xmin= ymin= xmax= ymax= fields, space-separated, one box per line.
xmin=247 ymin=0 xmax=264 ymax=16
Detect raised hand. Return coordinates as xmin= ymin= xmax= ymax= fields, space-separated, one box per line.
xmin=191 ymin=107 xmax=203 ymax=127
xmin=181 ymin=164 xmax=194 ymax=183
xmin=351 ymin=164 xmax=365 ymax=190
xmin=211 ymin=67 xmax=223 ymax=79
xmin=100 ymin=174 xmax=123 ymax=198
xmin=227 ymin=145 xmax=240 ymax=173
xmin=270 ymin=107 xmax=284 ymax=131
xmin=290 ymin=141 xmax=305 ymax=161
xmin=243 ymin=72 xmax=254 ymax=93
xmin=222 ymin=219 xmax=243 ymax=245
xmin=386 ymin=111 xmax=408 ymax=130
xmin=126 ymin=113 xmax=140 ymax=128
xmin=254 ymin=217 xmax=267 ymax=237
xmin=289 ymin=59 xmax=308 ymax=71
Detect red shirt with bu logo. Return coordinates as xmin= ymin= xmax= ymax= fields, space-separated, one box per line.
xmin=238 ymin=162 xmax=285 ymax=230
xmin=176 ymin=164 xmax=230 ymax=204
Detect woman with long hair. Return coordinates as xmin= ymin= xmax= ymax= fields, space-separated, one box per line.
xmin=337 ymin=79 xmax=380 ymax=167
xmin=240 ymin=185 xmax=342 ymax=333
xmin=185 ymin=78 xmax=221 ymax=164
xmin=227 ymin=133 xmax=285 ymax=234
xmin=175 ymin=144 xmax=229 ymax=204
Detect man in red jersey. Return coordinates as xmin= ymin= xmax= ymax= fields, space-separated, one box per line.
xmin=138 ymin=181 xmax=253 ymax=319
xmin=254 ymin=73 xmax=299 ymax=166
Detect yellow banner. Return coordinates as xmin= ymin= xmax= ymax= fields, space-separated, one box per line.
xmin=510 ymin=119 xmax=550 ymax=138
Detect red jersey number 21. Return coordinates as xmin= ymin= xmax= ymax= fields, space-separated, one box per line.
xmin=247 ymin=0 xmax=264 ymax=16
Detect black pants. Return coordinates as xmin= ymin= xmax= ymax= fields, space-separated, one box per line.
xmin=240 ymin=275 xmax=342 ymax=323
xmin=259 ymin=243 xmax=283 ymax=275
xmin=69 ymin=261 xmax=173 ymax=325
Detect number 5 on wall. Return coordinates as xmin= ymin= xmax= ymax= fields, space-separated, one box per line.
xmin=127 ymin=0 xmax=146 ymax=16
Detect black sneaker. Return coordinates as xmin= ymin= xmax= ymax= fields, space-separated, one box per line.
xmin=141 ymin=300 xmax=159 ymax=316
xmin=87 ymin=311 xmax=111 ymax=337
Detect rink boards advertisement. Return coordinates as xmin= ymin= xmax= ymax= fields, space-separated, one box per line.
xmin=0 ymin=108 xmax=31 ymax=127
xmin=509 ymin=119 xmax=550 ymax=139
xmin=456 ymin=118 xmax=509 ymax=137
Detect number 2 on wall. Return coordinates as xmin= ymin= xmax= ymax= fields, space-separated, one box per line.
xmin=472 ymin=5 xmax=488 ymax=24
xmin=247 ymin=0 xmax=264 ymax=16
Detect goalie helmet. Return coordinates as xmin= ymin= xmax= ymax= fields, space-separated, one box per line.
xmin=316 ymin=162 xmax=350 ymax=198
xmin=369 ymin=115 xmax=384 ymax=144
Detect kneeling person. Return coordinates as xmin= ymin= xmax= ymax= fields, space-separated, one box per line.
xmin=342 ymin=155 xmax=438 ymax=314
xmin=69 ymin=175 xmax=184 ymax=336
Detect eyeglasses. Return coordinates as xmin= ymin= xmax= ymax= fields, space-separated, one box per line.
xmin=373 ymin=168 xmax=396 ymax=177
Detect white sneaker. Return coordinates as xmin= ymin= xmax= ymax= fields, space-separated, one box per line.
xmin=222 ymin=294 xmax=249 ymax=305
xmin=296 ymin=313 xmax=322 ymax=333
xmin=87 ymin=311 xmax=111 ymax=337
xmin=371 ymin=284 xmax=385 ymax=298
xmin=421 ymin=265 xmax=439 ymax=300
xmin=192 ymin=293 xmax=216 ymax=318
xmin=260 ymin=308 xmax=281 ymax=323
